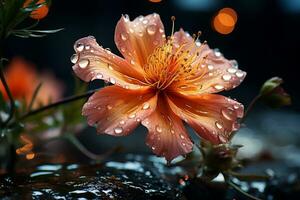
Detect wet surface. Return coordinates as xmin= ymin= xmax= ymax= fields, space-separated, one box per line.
xmin=1 ymin=154 xmax=300 ymax=199
xmin=0 ymin=154 xmax=183 ymax=200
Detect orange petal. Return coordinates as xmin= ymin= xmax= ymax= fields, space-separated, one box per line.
xmin=167 ymin=93 xmax=244 ymax=144
xmin=72 ymin=36 xmax=147 ymax=90
xmin=82 ymin=85 xmax=157 ymax=136
xmin=114 ymin=13 xmax=166 ymax=68
xmin=142 ymin=94 xmax=193 ymax=162
xmin=170 ymin=31 xmax=246 ymax=95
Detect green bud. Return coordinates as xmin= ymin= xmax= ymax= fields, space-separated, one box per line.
xmin=259 ymin=77 xmax=291 ymax=108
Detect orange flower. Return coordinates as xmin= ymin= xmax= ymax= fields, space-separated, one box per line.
xmin=71 ymin=14 xmax=246 ymax=161
xmin=0 ymin=57 xmax=62 ymax=107
xmin=24 ymin=0 xmax=49 ymax=20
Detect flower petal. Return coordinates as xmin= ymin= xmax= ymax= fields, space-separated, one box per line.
xmin=167 ymin=92 xmax=244 ymax=144
xmin=72 ymin=36 xmax=146 ymax=90
xmin=170 ymin=32 xmax=246 ymax=95
xmin=114 ymin=13 xmax=166 ymax=68
xmin=82 ymin=85 xmax=157 ymax=136
xmin=142 ymin=94 xmax=193 ymax=162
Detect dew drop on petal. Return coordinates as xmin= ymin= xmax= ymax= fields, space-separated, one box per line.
xmin=195 ymin=41 xmax=201 ymax=47
xmin=214 ymin=85 xmax=224 ymax=90
xmin=236 ymin=71 xmax=244 ymax=78
xmin=109 ymin=77 xmax=116 ymax=84
xmin=222 ymin=74 xmax=232 ymax=81
xmin=121 ymin=33 xmax=128 ymax=41
xmin=75 ymin=43 xmax=84 ymax=52
xmin=159 ymin=28 xmax=164 ymax=33
xmin=107 ymin=105 xmax=112 ymax=110
xmin=155 ymin=125 xmax=162 ymax=133
xmin=215 ymin=121 xmax=223 ymax=129
xmin=147 ymin=25 xmax=156 ymax=35
xmin=221 ymin=107 xmax=235 ymax=121
xmin=114 ymin=127 xmax=123 ymax=134
xmin=233 ymin=104 xmax=240 ymax=110
xmin=96 ymin=73 xmax=103 ymax=79
xmin=119 ymin=120 xmax=125 ymax=125
xmin=129 ymin=113 xmax=136 ymax=119
xmin=142 ymin=102 xmax=150 ymax=110
xmin=142 ymin=19 xmax=148 ymax=24
xmin=78 ymin=59 xmax=89 ymax=68
xmin=136 ymin=118 xmax=141 ymax=122
xmin=227 ymin=68 xmax=237 ymax=74
xmin=70 ymin=54 xmax=79 ymax=64
xmin=180 ymin=134 xmax=185 ymax=139
xmin=214 ymin=49 xmax=222 ymax=57
xmin=85 ymin=45 xmax=91 ymax=50
xmin=151 ymin=146 xmax=156 ymax=150
xmin=231 ymin=60 xmax=238 ymax=68
xmin=208 ymin=65 xmax=214 ymax=70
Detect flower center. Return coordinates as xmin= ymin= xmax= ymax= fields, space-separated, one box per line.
xmin=142 ymin=37 xmax=208 ymax=91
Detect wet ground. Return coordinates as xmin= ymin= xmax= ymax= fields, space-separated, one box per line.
xmin=1 ymin=153 xmax=300 ymax=199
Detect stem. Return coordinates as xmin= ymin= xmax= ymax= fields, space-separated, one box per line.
xmin=227 ymin=180 xmax=262 ymax=200
xmin=240 ymin=94 xmax=261 ymax=123
xmin=0 ymin=60 xmax=15 ymax=126
xmin=19 ymin=89 xmax=98 ymax=121
xmin=64 ymin=134 xmax=119 ymax=161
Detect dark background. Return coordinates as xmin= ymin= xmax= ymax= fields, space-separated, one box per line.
xmin=3 ymin=0 xmax=300 ymax=155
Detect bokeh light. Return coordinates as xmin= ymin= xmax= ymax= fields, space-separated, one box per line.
xmin=212 ymin=7 xmax=238 ymax=35
xmin=149 ymin=0 xmax=162 ymax=3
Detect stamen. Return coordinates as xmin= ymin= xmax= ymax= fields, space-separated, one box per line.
xmin=171 ymin=16 xmax=176 ymax=37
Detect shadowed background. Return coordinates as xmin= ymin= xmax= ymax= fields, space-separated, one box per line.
xmin=3 ymin=0 xmax=300 ymax=158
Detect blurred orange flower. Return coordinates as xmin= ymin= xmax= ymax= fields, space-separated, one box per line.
xmin=0 ymin=57 xmax=63 ymax=108
xmin=24 ymin=0 xmax=49 ymax=20
xmin=72 ymin=14 xmax=246 ymax=162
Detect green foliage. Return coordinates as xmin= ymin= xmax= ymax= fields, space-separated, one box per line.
xmin=0 ymin=0 xmax=60 ymax=39
xmin=260 ymin=77 xmax=291 ymax=108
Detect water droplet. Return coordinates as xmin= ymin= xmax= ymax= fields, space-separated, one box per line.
xmin=195 ymin=41 xmax=201 ymax=47
xmin=222 ymin=74 xmax=232 ymax=81
xmin=214 ymin=48 xmax=222 ymax=57
xmin=78 ymin=59 xmax=89 ymax=68
xmin=119 ymin=120 xmax=125 ymax=125
xmin=123 ymin=14 xmax=130 ymax=22
xmin=236 ymin=71 xmax=244 ymax=78
xmin=159 ymin=28 xmax=164 ymax=33
xmin=221 ymin=107 xmax=235 ymax=120
xmin=121 ymin=33 xmax=128 ymax=41
xmin=129 ymin=28 xmax=134 ymax=33
xmin=75 ymin=43 xmax=84 ymax=52
xmin=108 ymin=65 xmax=114 ymax=70
xmin=114 ymin=127 xmax=123 ymax=134
xmin=182 ymin=143 xmax=186 ymax=146
xmin=121 ymin=47 xmax=126 ymax=52
xmin=227 ymin=68 xmax=237 ymax=74
xmin=233 ymin=104 xmax=240 ymax=110
xmin=208 ymin=65 xmax=214 ymax=70
xmin=231 ymin=60 xmax=238 ymax=68
xmin=142 ymin=19 xmax=148 ymax=24
xmin=180 ymin=134 xmax=185 ymax=139
xmin=85 ymin=45 xmax=90 ymax=50
xmin=214 ymin=85 xmax=224 ymax=90
xmin=142 ymin=102 xmax=150 ymax=110
xmin=96 ymin=73 xmax=103 ymax=79
xmin=151 ymin=146 xmax=156 ymax=150
xmin=129 ymin=113 xmax=136 ymax=119
xmin=171 ymin=129 xmax=175 ymax=134
xmin=107 ymin=105 xmax=112 ymax=110
xmin=109 ymin=77 xmax=116 ymax=84
xmin=156 ymin=125 xmax=162 ymax=133
xmin=70 ymin=54 xmax=79 ymax=64
xmin=215 ymin=121 xmax=223 ymax=129
xmin=130 ymin=60 xmax=135 ymax=65
xmin=136 ymin=118 xmax=141 ymax=122
xmin=147 ymin=25 xmax=156 ymax=35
